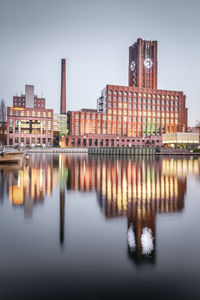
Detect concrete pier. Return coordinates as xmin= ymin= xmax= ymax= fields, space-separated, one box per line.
xmin=88 ymin=147 xmax=154 ymax=155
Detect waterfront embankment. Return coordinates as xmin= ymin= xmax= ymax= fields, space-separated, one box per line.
xmin=2 ymin=147 xmax=200 ymax=155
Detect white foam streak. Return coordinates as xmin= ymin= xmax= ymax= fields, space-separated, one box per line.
xmin=128 ymin=225 xmax=136 ymax=251
xmin=141 ymin=227 xmax=154 ymax=255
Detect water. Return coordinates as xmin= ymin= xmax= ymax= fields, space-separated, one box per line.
xmin=0 ymin=154 xmax=200 ymax=300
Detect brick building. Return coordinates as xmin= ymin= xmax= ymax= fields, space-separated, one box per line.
xmin=7 ymin=85 xmax=53 ymax=147
xmin=61 ymin=38 xmax=187 ymax=148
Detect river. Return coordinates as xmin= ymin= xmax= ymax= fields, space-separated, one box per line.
xmin=0 ymin=154 xmax=200 ymax=299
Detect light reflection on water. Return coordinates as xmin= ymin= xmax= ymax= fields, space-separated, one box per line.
xmin=0 ymin=154 xmax=200 ymax=299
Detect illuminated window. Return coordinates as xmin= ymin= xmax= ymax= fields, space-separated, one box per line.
xmin=27 ymin=111 xmax=30 ymax=116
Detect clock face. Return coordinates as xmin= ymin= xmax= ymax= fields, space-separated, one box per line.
xmin=144 ymin=58 xmax=153 ymax=69
xmin=130 ymin=61 xmax=136 ymax=71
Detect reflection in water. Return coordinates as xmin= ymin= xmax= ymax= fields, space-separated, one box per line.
xmin=0 ymin=155 xmax=59 ymax=216
xmin=1 ymin=154 xmax=200 ymax=264
xmin=65 ymin=155 xmax=200 ymax=265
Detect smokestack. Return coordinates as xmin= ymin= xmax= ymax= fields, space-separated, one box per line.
xmin=60 ymin=58 xmax=66 ymax=114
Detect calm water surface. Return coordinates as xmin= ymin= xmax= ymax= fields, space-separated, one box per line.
xmin=0 ymin=154 xmax=200 ymax=300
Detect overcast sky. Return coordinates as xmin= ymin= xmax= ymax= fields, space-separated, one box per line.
xmin=1 ymin=0 xmax=200 ymax=125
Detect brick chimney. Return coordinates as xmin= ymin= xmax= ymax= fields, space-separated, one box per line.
xmin=60 ymin=58 xmax=66 ymax=114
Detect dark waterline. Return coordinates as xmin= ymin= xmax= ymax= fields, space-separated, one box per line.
xmin=0 ymin=154 xmax=200 ymax=300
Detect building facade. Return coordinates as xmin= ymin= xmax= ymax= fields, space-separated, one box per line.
xmin=7 ymin=85 xmax=53 ymax=147
xmin=62 ymin=38 xmax=187 ymax=148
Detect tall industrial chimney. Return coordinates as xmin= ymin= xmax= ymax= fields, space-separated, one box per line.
xmin=60 ymin=58 xmax=66 ymax=114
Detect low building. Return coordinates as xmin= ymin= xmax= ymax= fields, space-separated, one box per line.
xmin=53 ymin=114 xmax=68 ymax=135
xmin=162 ymin=132 xmax=199 ymax=147
xmin=7 ymin=85 xmax=53 ymax=147
xmin=53 ymin=114 xmax=68 ymax=147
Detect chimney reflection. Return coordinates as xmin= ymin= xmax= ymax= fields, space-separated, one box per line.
xmin=59 ymin=154 xmax=66 ymax=246
xmin=65 ymin=155 xmax=200 ymax=265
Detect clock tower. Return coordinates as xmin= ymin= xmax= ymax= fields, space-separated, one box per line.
xmin=128 ymin=38 xmax=157 ymax=89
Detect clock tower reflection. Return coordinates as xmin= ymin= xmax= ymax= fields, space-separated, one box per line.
xmin=65 ymin=155 xmax=199 ymax=264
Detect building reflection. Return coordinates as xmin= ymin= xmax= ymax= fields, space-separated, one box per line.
xmin=1 ymin=154 xmax=59 ymax=217
xmin=2 ymin=153 xmax=200 ymax=259
xmin=65 ymin=155 xmax=200 ymax=265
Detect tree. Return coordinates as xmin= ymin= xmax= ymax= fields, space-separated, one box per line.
xmin=0 ymin=99 xmax=7 ymax=145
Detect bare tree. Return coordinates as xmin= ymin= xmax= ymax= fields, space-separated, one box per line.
xmin=0 ymin=99 xmax=7 ymax=145
xmin=0 ymin=99 xmax=6 ymax=122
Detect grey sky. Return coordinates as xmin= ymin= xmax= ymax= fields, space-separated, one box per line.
xmin=1 ymin=0 xmax=200 ymax=125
